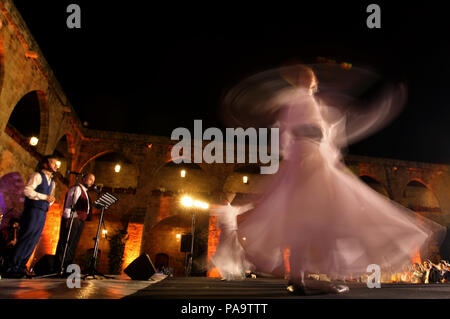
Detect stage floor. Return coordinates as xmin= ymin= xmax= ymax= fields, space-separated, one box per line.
xmin=1 ymin=275 xmax=450 ymax=299
xmin=0 ymin=273 xmax=167 ymax=299
xmin=125 ymin=277 xmax=450 ymax=299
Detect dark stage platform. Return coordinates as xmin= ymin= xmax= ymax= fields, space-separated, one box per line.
xmin=125 ymin=277 xmax=450 ymax=299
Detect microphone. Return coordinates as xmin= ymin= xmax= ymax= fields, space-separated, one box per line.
xmin=92 ymin=185 xmax=102 ymax=194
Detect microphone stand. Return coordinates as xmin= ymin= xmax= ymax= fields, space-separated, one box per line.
xmin=185 ymin=211 xmax=195 ymax=277
xmin=57 ymin=191 xmax=78 ymax=276
xmin=35 ymin=183 xmax=80 ymax=278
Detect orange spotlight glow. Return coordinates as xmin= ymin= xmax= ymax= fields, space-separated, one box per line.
xmin=122 ymin=223 xmax=144 ymax=272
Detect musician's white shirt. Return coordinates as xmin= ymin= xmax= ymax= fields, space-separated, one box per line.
xmin=23 ymin=170 xmax=55 ymax=205
xmin=63 ymin=184 xmax=89 ymax=219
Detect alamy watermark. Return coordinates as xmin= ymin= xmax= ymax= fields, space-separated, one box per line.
xmin=66 ymin=264 xmax=81 ymax=288
xmin=366 ymin=264 xmax=381 ymax=288
xmin=171 ymin=120 xmax=280 ymax=174
xmin=66 ymin=4 xmax=81 ymax=29
xmin=366 ymin=4 xmax=381 ymax=29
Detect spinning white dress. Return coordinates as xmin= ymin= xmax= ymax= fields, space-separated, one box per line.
xmin=235 ymin=86 xmax=445 ymax=278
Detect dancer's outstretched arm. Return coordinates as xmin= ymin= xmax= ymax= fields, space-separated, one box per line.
xmin=236 ymin=203 xmax=254 ymax=215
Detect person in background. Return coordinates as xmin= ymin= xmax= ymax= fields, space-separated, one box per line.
xmin=444 ymin=263 xmax=450 ymax=283
xmin=437 ymin=260 xmax=450 ymax=283
xmin=400 ymin=264 xmax=412 ymax=283
xmin=209 ymin=193 xmax=254 ymax=281
xmin=423 ymin=260 xmax=442 ymax=284
xmin=0 ymin=218 xmax=20 ymax=273
xmin=411 ymin=262 xmax=425 ymax=283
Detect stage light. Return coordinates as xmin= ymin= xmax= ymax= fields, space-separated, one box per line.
xmin=176 ymin=233 xmax=181 ymax=239
xmin=193 ymin=200 xmax=209 ymax=209
xmin=114 ymin=164 xmax=121 ymax=173
xmin=181 ymin=169 xmax=186 ymax=178
xmin=193 ymin=200 xmax=202 ymax=208
xmin=181 ymin=196 xmax=209 ymax=210
xmin=243 ymin=176 xmax=248 ymax=184
xmin=181 ymin=196 xmax=193 ymax=207
xmin=29 ymin=136 xmax=39 ymax=146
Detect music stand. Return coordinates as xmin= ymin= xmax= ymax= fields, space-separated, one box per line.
xmin=82 ymin=192 xmax=118 ymax=280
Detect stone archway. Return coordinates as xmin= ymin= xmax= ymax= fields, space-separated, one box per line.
xmin=53 ymin=132 xmax=76 ymax=178
xmin=143 ymin=214 xmax=195 ymax=277
xmin=80 ymin=151 xmax=139 ymax=189
xmin=153 ymin=161 xmax=209 ymax=195
xmin=403 ymin=180 xmax=441 ymax=214
xmin=143 ymin=159 xmax=213 ymax=234
xmin=78 ymin=150 xmax=114 ymax=172
xmin=360 ymin=175 xmax=390 ymax=198
xmin=140 ymin=158 xmax=214 ymax=277
xmin=4 ymin=90 xmax=49 ymax=153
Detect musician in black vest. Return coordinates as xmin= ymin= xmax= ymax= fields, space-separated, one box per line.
xmin=55 ymin=173 xmax=95 ymax=271
xmin=3 ymin=155 xmax=57 ymax=278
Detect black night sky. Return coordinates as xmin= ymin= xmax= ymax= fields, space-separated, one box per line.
xmin=12 ymin=1 xmax=450 ymax=164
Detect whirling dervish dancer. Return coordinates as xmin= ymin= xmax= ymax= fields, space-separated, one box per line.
xmin=222 ymin=63 xmax=446 ymax=294
xmin=209 ymin=194 xmax=254 ymax=281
